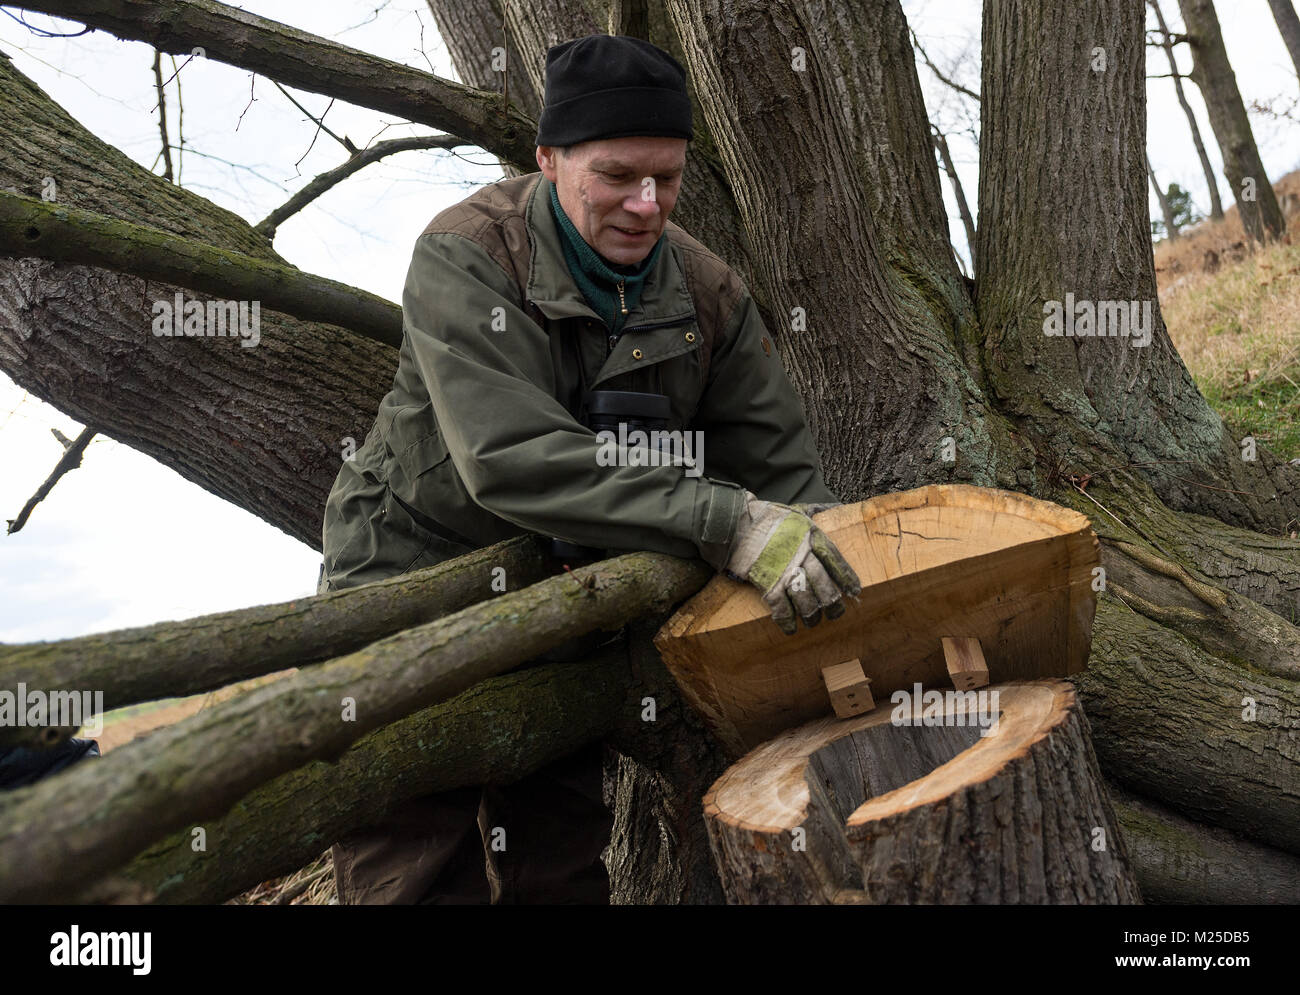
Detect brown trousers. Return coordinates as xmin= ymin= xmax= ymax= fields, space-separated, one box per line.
xmin=330 ymin=739 xmax=612 ymax=904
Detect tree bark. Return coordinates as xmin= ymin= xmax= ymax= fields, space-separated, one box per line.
xmin=0 ymin=537 xmax=548 ymax=748
xmin=665 ymin=0 xmax=1002 ymax=498
xmin=0 ymin=50 xmax=398 ymax=549
xmin=1149 ymin=0 xmax=1224 ymax=221
xmin=602 ymin=618 xmax=730 ymax=905
xmin=1177 ymin=0 xmax=1287 ymax=243
xmin=1108 ymin=780 xmax=1300 ymax=904
xmin=978 ymin=0 xmax=1296 ymax=532
xmin=1267 ymin=0 xmax=1300 ymax=84
xmin=424 ymin=0 xmax=540 ymax=181
xmin=1074 ymin=598 xmax=1300 ymax=854
xmin=0 ymin=552 xmax=711 ymax=903
xmin=704 ymin=681 xmax=1141 ymax=904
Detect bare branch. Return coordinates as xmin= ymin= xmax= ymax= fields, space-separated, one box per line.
xmin=930 ymin=124 xmax=976 ymax=267
xmin=254 ymin=134 xmax=470 ymax=239
xmin=150 ymin=51 xmax=173 ymax=182
xmin=272 ymin=81 xmax=356 ymax=157
xmin=6 ymin=425 xmax=95 ymax=535
xmin=909 ymin=26 xmax=980 ymax=103
xmin=0 ymin=190 xmax=403 ymax=346
xmin=14 ymin=0 xmax=537 ymax=170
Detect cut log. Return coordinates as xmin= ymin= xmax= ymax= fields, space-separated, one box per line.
xmin=702 ymin=680 xmax=1141 ymax=903
xmin=656 ymin=485 xmax=1100 ymax=755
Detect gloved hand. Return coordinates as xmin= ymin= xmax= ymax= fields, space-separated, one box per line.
xmin=705 ymin=491 xmax=861 ymax=635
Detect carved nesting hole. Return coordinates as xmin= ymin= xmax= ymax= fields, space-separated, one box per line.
xmin=806 ymin=719 xmax=995 ymax=824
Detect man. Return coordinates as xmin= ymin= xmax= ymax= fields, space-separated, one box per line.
xmin=320 ymin=33 xmax=860 ymax=904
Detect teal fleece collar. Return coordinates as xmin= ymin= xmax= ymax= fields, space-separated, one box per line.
xmin=549 ymin=180 xmax=665 ymax=337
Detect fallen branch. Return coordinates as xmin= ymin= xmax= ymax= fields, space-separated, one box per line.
xmin=0 ymin=551 xmax=712 ymax=903
xmin=110 ymin=651 xmax=629 ymax=904
xmin=0 ymin=536 xmax=548 ymax=749
xmin=0 ymin=191 xmax=403 ymax=346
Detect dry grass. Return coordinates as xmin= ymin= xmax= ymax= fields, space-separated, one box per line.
xmin=1154 ymin=169 xmax=1300 ymax=461
xmin=228 ymin=849 xmax=338 ymax=906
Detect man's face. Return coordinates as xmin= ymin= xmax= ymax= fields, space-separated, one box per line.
xmin=536 ymin=137 xmax=687 ymax=267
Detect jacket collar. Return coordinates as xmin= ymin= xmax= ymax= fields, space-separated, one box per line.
xmin=525 ymin=173 xmax=695 ymax=329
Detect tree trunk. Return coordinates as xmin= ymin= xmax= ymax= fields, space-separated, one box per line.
xmin=1178 ymin=0 xmax=1287 ymax=243
xmin=1267 ymin=0 xmax=1300 ymax=84
xmin=704 ymin=681 xmax=1141 ymax=903
xmin=424 ymin=0 xmax=541 ymax=179
xmin=1149 ymin=0 xmax=1224 ymax=221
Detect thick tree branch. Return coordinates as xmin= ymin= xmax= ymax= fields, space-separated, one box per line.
xmin=254 ymin=134 xmax=469 ymax=240
xmin=0 ymin=536 xmax=550 ymax=749
xmin=14 ymin=0 xmax=537 ymax=170
xmin=1109 ymin=780 xmax=1300 ymax=903
xmin=0 ymin=551 xmax=712 ymax=903
xmin=0 ymin=191 xmax=403 ymax=346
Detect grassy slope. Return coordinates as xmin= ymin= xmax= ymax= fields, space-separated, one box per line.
xmin=1154 ymin=170 xmax=1300 ymax=463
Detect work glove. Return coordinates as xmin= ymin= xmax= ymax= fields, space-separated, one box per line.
xmin=705 ymin=491 xmax=861 ymax=635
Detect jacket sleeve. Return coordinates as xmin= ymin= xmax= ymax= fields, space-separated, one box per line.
xmin=690 ymin=286 xmax=838 ymax=505
xmin=402 ymin=231 xmax=746 ymax=563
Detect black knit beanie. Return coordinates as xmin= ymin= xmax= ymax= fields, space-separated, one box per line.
xmin=535 ymin=34 xmax=694 ymax=146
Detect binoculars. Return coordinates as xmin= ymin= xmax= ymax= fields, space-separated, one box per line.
xmin=546 ymin=389 xmax=673 ymax=566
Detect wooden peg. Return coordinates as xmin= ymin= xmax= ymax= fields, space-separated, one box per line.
xmin=821 ymin=658 xmax=875 ymax=719
xmin=942 ymin=637 xmax=989 ymax=691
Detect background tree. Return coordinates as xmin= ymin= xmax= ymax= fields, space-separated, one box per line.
xmin=1178 ymin=0 xmax=1287 ymax=242
xmin=1267 ymin=0 xmax=1300 ymax=83
xmin=1 ymin=0 xmax=1298 ymax=903
xmin=1148 ymin=0 xmax=1225 ymax=221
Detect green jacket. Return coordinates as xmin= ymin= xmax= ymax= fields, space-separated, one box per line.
xmin=321 ymin=171 xmax=834 ymax=591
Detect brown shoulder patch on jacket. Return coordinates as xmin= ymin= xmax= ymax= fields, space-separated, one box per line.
xmin=420 ymin=173 xmax=540 ymax=297
xmin=664 ymin=222 xmax=745 ymax=383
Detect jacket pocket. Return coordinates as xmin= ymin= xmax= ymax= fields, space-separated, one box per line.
xmin=383 ymin=429 xmax=480 ymax=550
xmin=650 ymin=320 xmax=707 ymax=428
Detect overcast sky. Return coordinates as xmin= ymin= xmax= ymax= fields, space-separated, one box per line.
xmin=1 ymin=1 xmax=1297 ymax=643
